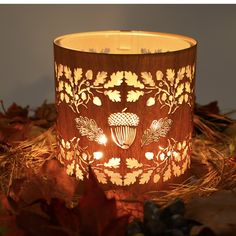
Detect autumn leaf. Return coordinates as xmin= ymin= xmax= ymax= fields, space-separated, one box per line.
xmin=141 ymin=72 xmax=155 ymax=86
xmin=5 ymin=103 xmax=28 ymax=119
xmin=8 ymin=166 xmax=129 ymax=236
xmin=104 ymin=158 xmax=121 ymax=168
xmin=104 ymin=90 xmax=121 ymax=102
xmin=139 ymin=170 xmax=153 ymax=184
xmin=124 ymin=71 xmax=144 ymax=89
xmin=93 ymin=71 xmax=107 ymax=86
xmin=123 ymin=170 xmax=142 ymax=186
xmin=126 ymin=158 xmax=143 ymax=169
xmin=104 ymin=71 xmax=124 ymax=88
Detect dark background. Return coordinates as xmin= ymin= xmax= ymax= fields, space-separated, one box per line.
xmin=0 ymin=5 xmax=235 ymax=116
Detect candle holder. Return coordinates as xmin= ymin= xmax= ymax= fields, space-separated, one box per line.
xmin=54 ymin=31 xmax=197 ymax=194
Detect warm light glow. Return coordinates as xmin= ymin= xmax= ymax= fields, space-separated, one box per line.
xmin=93 ymin=151 xmax=103 ymax=160
xmin=145 ymin=152 xmax=154 ymax=160
xmin=98 ymin=134 xmax=107 ymax=145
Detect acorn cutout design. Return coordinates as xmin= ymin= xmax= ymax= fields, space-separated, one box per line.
xmin=108 ymin=109 xmax=140 ymax=149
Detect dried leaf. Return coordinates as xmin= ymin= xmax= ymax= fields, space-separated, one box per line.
xmin=104 ymin=71 xmax=123 ymax=88
xmin=104 ymin=158 xmax=120 ymax=169
xmin=123 ymin=170 xmax=142 ymax=186
xmin=141 ymin=72 xmax=155 ymax=86
xmin=127 ymin=90 xmax=144 ymax=102
xmin=126 ymin=158 xmax=143 ymax=169
xmin=124 ymin=71 xmax=144 ymax=89
xmin=139 ymin=170 xmax=153 ymax=184
xmin=104 ymin=90 xmax=121 ymax=102
xmin=93 ymin=71 xmax=107 ymax=86
xmin=5 ymin=103 xmax=28 ymax=119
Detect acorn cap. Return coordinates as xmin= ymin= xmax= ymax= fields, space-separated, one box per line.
xmin=108 ymin=112 xmax=139 ymax=126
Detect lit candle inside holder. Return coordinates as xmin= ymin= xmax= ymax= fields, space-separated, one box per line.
xmin=54 ymin=31 xmax=197 ymax=193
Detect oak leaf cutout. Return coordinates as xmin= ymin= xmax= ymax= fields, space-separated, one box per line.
xmin=175 ymin=83 xmax=184 ymax=97
xmin=75 ymin=164 xmax=84 ymax=180
xmin=141 ymin=72 xmax=155 ymax=86
xmin=139 ymin=170 xmax=153 ymax=184
xmin=126 ymin=158 xmax=143 ymax=169
xmin=104 ymin=90 xmax=121 ymax=102
xmin=94 ymin=170 xmax=107 ymax=184
xmin=123 ymin=170 xmax=142 ymax=186
xmin=124 ymin=71 xmax=144 ymax=89
xmin=163 ymin=166 xmax=171 ymax=182
xmin=127 ymin=90 xmax=144 ymax=102
xmin=104 ymin=158 xmax=121 ymax=169
xmin=74 ymin=68 xmax=83 ymax=85
xmin=104 ymin=169 xmax=122 ymax=186
xmin=104 ymin=71 xmax=124 ymax=88
xmin=93 ymin=71 xmax=107 ymax=86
